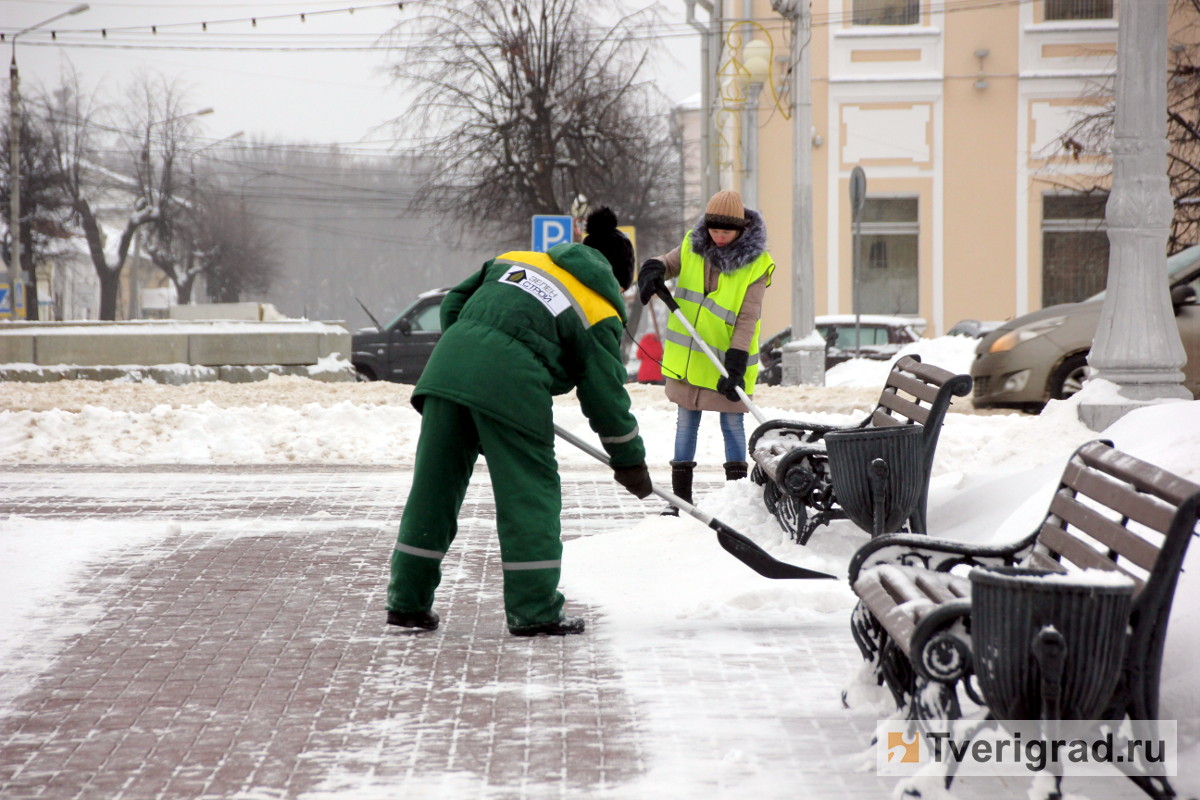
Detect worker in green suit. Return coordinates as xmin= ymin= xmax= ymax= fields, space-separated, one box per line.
xmin=387 ymin=207 xmax=652 ymax=636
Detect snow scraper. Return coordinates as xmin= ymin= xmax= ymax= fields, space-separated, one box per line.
xmin=554 ymin=424 xmax=835 ymax=581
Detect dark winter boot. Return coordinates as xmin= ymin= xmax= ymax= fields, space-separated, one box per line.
xmin=387 ymin=609 xmax=440 ymax=631
xmin=509 ymin=616 xmax=586 ymax=636
xmin=723 ymin=461 xmax=748 ymax=482
xmin=662 ymin=460 xmax=696 ymax=516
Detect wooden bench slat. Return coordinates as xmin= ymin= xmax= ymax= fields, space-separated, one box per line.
xmin=1062 ymin=461 xmax=1177 ymax=534
xmin=1024 ymin=550 xmax=1067 ymax=573
xmin=869 ymin=409 xmax=905 ymax=428
xmin=876 ymin=392 xmax=931 ymax=425
xmin=885 ymin=371 xmax=942 ymax=405
xmin=914 ymin=570 xmax=970 ymax=604
xmin=1079 ymin=442 xmax=1200 ymax=508
xmin=1047 ymin=492 xmax=1162 ymax=572
xmin=894 ymin=356 xmax=957 ymax=386
xmin=1036 ymin=520 xmax=1144 ymax=587
xmin=856 ymin=566 xmax=972 ymax=657
xmin=877 ymin=565 xmax=928 ymax=606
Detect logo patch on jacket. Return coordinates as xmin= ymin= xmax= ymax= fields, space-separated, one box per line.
xmin=499 ymin=264 xmax=570 ymax=316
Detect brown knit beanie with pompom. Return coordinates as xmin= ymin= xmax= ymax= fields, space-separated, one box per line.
xmin=704 ymin=190 xmax=746 ymax=231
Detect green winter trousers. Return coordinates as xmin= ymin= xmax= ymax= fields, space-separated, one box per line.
xmin=387 ymin=395 xmax=566 ymax=630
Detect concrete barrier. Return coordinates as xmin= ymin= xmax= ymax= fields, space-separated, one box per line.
xmin=0 ymin=320 xmax=355 ymax=383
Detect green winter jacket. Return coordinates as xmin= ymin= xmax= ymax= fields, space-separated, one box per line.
xmin=412 ymin=242 xmax=645 ymax=468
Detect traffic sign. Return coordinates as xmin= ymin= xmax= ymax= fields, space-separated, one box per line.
xmin=850 ymin=166 xmax=867 ymax=219
xmin=531 ymin=215 xmax=574 ymax=252
xmin=0 ymin=287 xmax=9 ymax=316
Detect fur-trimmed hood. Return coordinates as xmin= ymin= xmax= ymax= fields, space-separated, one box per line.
xmin=688 ymin=208 xmax=768 ymax=273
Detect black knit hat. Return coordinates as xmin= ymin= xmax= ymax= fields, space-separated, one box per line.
xmin=582 ymin=207 xmax=635 ymax=290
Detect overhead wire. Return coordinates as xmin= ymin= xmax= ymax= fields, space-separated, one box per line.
xmin=2 ymin=0 xmax=1039 ymax=54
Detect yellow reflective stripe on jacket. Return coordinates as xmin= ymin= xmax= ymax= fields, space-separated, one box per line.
xmin=661 ymin=234 xmax=773 ymax=391
xmin=495 ymin=251 xmax=619 ymax=329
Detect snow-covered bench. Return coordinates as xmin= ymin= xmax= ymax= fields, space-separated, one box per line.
xmin=848 ymin=440 xmax=1200 ymax=800
xmin=748 ymin=355 xmax=972 ymax=544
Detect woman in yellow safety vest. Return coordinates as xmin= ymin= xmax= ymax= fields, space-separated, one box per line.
xmin=637 ymin=190 xmax=774 ymax=515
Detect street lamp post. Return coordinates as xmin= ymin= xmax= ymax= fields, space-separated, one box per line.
xmin=771 ymin=0 xmax=823 ymax=386
xmin=1077 ymin=0 xmax=1190 ymax=429
xmin=686 ymin=0 xmax=723 ymax=204
xmin=742 ymin=39 xmax=770 ymax=210
xmin=6 ymin=3 xmax=89 ymax=320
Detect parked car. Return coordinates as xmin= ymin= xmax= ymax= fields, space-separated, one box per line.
xmin=947 ymin=318 xmax=1003 ymax=339
xmin=351 ymin=288 xmax=448 ymax=383
xmin=757 ymin=314 xmax=926 ymax=385
xmin=970 ymin=245 xmax=1200 ymax=411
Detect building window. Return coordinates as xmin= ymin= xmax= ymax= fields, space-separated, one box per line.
xmin=852 ymin=0 xmax=920 ymax=26
xmin=1044 ymin=0 xmax=1113 ymax=21
xmin=855 ymin=196 xmax=919 ymax=315
xmin=1042 ymin=193 xmax=1109 ymax=306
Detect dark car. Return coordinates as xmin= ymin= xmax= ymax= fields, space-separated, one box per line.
xmin=970 ymin=245 xmax=1200 ymax=411
xmin=757 ymin=315 xmax=926 ymax=385
xmin=351 ymin=289 xmax=448 ymax=383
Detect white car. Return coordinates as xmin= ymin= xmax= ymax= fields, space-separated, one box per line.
xmin=757 ymin=314 xmax=926 ymax=385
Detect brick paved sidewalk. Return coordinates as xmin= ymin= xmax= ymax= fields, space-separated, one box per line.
xmin=0 ymin=467 xmax=1148 ymax=800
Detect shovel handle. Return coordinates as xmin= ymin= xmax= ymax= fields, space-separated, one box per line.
xmin=656 ymin=290 xmax=768 ymax=426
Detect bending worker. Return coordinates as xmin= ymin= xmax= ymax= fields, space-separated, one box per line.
xmin=387 ymin=207 xmax=652 ymax=637
xmin=638 ymin=190 xmax=774 ymax=513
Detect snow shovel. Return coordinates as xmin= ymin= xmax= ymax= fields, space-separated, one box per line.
xmin=653 ymin=287 xmax=769 ymax=426
xmin=554 ymin=424 xmax=835 ymax=580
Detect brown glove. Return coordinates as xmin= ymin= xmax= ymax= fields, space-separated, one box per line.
xmin=613 ymin=463 xmax=653 ymax=499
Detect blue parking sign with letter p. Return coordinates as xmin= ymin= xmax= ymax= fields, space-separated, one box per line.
xmin=531 ymin=215 xmax=574 ymax=252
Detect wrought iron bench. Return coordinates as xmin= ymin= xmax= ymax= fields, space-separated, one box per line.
xmin=847 ymin=439 xmax=1200 ymax=800
xmin=748 ymin=355 xmax=972 ymax=544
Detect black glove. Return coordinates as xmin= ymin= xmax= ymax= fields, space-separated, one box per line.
xmin=716 ymin=348 xmax=749 ymax=401
xmin=613 ymin=462 xmax=653 ymax=499
xmin=637 ymin=259 xmax=667 ymax=306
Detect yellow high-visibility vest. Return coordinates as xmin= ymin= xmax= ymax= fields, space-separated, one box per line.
xmin=661 ymin=234 xmax=774 ymax=392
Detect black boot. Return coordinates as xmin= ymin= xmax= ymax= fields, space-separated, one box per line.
xmin=723 ymin=461 xmax=748 ymax=481
xmin=509 ymin=616 xmax=586 ymax=636
xmin=387 ymin=609 xmax=440 ymax=631
xmin=662 ymin=460 xmax=696 ymax=516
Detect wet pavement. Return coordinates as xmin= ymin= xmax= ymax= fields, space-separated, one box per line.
xmin=0 ymin=466 xmax=1150 ymax=799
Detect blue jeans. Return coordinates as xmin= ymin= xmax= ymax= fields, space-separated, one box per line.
xmin=672 ymin=406 xmax=747 ymax=463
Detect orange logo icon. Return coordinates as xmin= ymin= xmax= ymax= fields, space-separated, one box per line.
xmin=887 ymin=731 xmax=921 ymax=763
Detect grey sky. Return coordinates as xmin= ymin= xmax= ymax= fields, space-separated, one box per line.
xmin=5 ymin=0 xmax=701 ymax=151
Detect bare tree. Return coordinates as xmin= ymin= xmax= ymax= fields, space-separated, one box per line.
xmin=2 ymin=91 xmax=76 ymax=319
xmin=38 ymin=75 xmax=142 ymax=320
xmin=117 ymin=73 xmax=209 ymax=306
xmin=1052 ymin=0 xmax=1200 ymax=254
xmin=191 ymin=186 xmax=279 ymax=303
xmin=385 ymin=0 xmax=682 ymax=251
xmin=33 ymin=70 xmax=207 ymax=320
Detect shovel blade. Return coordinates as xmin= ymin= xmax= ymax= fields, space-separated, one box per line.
xmin=712 ymin=522 xmax=837 ymax=580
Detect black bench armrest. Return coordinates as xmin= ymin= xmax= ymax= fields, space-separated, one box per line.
xmin=910 ymin=599 xmax=974 ymax=685
xmin=847 ymin=530 xmax=1038 ymax=583
xmin=748 ymin=417 xmax=866 ymax=452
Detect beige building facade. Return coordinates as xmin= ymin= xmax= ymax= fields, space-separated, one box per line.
xmin=693 ymin=0 xmax=1187 ymax=337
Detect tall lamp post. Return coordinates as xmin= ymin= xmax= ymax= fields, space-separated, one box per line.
xmin=6 ymin=3 xmax=90 ymax=320
xmin=741 ymin=39 xmax=770 ymax=210
xmin=771 ymin=0 xmax=824 ymax=385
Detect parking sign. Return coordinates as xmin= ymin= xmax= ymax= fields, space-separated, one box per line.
xmin=531 ymin=215 xmax=573 ymax=252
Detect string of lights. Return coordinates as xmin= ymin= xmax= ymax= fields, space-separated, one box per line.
xmin=2 ymin=0 xmax=1040 ymax=53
